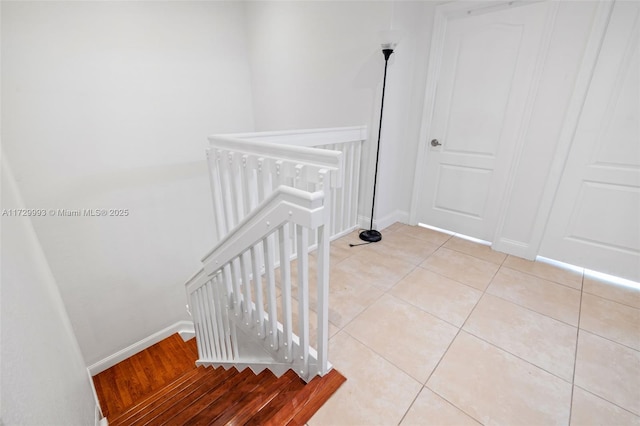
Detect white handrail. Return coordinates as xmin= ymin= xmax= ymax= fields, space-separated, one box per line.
xmin=194 ymin=185 xmax=324 ymax=286
xmin=209 ymin=136 xmax=343 ymax=182
xmin=221 ymin=125 xmax=367 ymax=148
xmin=186 ymin=126 xmax=365 ymax=382
xmin=186 ymin=185 xmax=331 ymax=380
xmin=208 ymin=126 xmax=366 ymax=241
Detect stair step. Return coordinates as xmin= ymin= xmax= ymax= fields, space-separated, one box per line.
xmin=211 ymin=369 xmax=300 ymax=425
xmin=128 ymin=366 xmax=241 ymax=426
xmin=243 ymin=374 xmax=306 ymax=425
xmin=146 ymin=367 xmax=253 ymax=425
xmin=109 ymin=366 xmax=205 ymax=425
xmin=263 ymin=368 xmax=347 ymax=425
xmin=96 ymin=335 xmax=346 ymax=426
xmin=93 ymin=334 xmax=200 ymax=419
xmin=181 ymin=369 xmax=275 ymax=425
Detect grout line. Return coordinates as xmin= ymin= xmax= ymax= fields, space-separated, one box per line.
xmin=440 ymin=242 xmax=508 ymax=266
xmin=332 ymin=225 xmax=640 ymax=423
xmin=389 ymin=294 xmax=472 ymax=330
xmin=581 ymin=288 xmax=640 ymax=311
xmin=573 ymin=384 xmax=640 ymax=418
xmin=500 ymin=264 xmax=583 ymax=291
xmin=425 ymin=384 xmax=485 ymax=425
xmin=478 ymin=255 xmax=577 ymax=383
xmin=456 ymin=251 xmax=508 ymax=332
xmin=569 ymin=274 xmax=586 ymax=426
xmin=342 ymin=328 xmax=423 ymax=387
xmin=578 ymin=328 xmax=640 ymax=354
xmin=482 ymin=291 xmax=579 ymax=328
xmin=418 ymin=328 xmax=477 ymax=420
xmin=414 ymin=262 xmax=495 ymax=293
xmin=581 ymin=288 xmax=640 ymax=310
xmin=462 ymin=328 xmax=574 ymax=384
xmin=422 ymin=325 xmax=466 ymax=386
xmin=334 ymin=285 xmax=387 ymax=333
xmin=397 ymin=386 xmax=425 ymax=425
xmin=488 ymin=260 xmax=583 ymax=329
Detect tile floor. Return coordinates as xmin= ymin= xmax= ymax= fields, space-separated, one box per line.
xmin=306 ymin=223 xmax=640 ymax=426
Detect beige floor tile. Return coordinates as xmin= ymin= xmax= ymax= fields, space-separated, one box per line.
xmin=260 ymin=274 xmax=282 ymax=303
xmin=329 ymin=230 xmax=365 ymax=255
xmin=400 ymin=387 xmax=481 ymax=426
xmin=334 ymin=249 xmax=416 ymax=291
xmin=428 ymin=332 xmax=572 ymax=425
xmin=580 ymin=293 xmax=640 ymax=350
xmin=487 ymin=267 xmax=581 ymax=326
xmin=308 ymin=331 xmax=422 ymax=426
xmin=273 ymin=296 xmax=339 ymax=347
xmin=282 ymin=249 xmax=352 ymax=290
xmin=575 ymin=330 xmax=640 ymax=415
xmin=368 ymin=231 xmax=440 ymax=266
xmin=391 ymin=268 xmax=482 ymax=327
xmin=345 ymin=294 xmax=458 ymax=383
xmin=316 ymin=268 xmax=384 ymax=329
xmin=394 ymin=224 xmax=453 ymax=246
xmin=570 ymin=386 xmax=640 ymax=426
xmin=464 ymin=293 xmax=577 ymax=381
xmin=420 ymin=248 xmax=500 ymax=291
xmin=275 ymin=254 xmax=318 ymax=290
xmin=328 ymin=235 xmax=358 ymax=264
xmin=583 ymin=275 xmax=640 ymax=309
xmin=504 ymin=255 xmax=583 ymax=290
xmin=444 ymin=237 xmax=507 ymax=265
xmin=384 ymin=222 xmax=405 ymax=233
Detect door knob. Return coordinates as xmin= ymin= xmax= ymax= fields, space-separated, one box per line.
xmin=431 ymin=139 xmax=442 ymax=147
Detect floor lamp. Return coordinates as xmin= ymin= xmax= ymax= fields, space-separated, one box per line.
xmin=359 ymin=35 xmax=400 ymax=244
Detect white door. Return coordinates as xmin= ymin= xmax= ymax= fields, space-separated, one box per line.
xmin=540 ymin=1 xmax=640 ymax=282
xmin=416 ymin=1 xmax=553 ymax=241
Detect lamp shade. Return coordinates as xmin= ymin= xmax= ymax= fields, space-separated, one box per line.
xmin=378 ymin=29 xmax=404 ymax=50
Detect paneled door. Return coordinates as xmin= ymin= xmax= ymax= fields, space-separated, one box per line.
xmin=540 ymin=1 xmax=640 ymax=282
xmin=415 ymin=1 xmax=554 ymax=240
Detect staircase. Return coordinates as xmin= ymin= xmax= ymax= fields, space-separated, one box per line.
xmin=95 ymin=334 xmax=346 ymax=425
xmin=185 ymin=127 xmax=367 ymax=382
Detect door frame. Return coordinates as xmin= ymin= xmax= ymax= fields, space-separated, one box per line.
xmin=517 ymin=0 xmax=615 ymax=260
xmin=409 ymin=0 xmax=557 ymax=235
xmin=409 ymin=0 xmax=613 ymax=259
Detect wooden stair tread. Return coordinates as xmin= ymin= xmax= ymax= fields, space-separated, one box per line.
xmin=241 ymin=370 xmax=306 ymax=426
xmin=209 ymin=369 xmax=300 ymax=426
xmin=94 ymin=334 xmax=346 ymax=426
xmin=182 ymin=369 xmax=274 ymax=425
xmin=111 ymin=366 xmax=234 ymax=426
xmin=155 ymin=367 xmax=256 ymax=425
xmin=109 ymin=366 xmax=205 ymax=425
xmin=268 ymin=368 xmax=347 ymax=426
xmin=93 ymin=334 xmax=199 ymax=418
xmin=127 ymin=367 xmax=241 ymax=425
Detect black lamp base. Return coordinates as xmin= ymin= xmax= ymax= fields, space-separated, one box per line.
xmin=359 ymin=229 xmax=382 ymax=243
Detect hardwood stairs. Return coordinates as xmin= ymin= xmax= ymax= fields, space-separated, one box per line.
xmin=93 ymin=334 xmax=346 ymax=425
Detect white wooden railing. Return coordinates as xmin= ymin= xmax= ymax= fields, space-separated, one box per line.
xmin=185 ymin=126 xmax=366 ymax=382
xmin=213 ymin=126 xmax=367 ymax=240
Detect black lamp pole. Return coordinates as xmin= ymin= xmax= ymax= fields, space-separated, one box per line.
xmin=359 ymin=47 xmax=394 ymax=243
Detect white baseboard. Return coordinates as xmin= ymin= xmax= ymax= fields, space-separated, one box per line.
xmin=87 ymin=320 xmax=195 ymax=376
xmin=358 ymin=209 xmax=409 ymax=232
xmin=492 ymin=238 xmax=535 ymax=260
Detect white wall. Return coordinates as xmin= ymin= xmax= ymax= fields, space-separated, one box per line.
xmin=377 ymin=2 xmax=436 ymax=227
xmin=245 ymin=1 xmax=387 ymax=131
xmin=2 ymin=0 xmax=604 ymax=375
xmin=244 ymin=1 xmax=436 ymax=229
xmin=1 ymin=156 xmax=96 ymax=426
xmin=1 ymin=1 xmax=255 ymax=365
